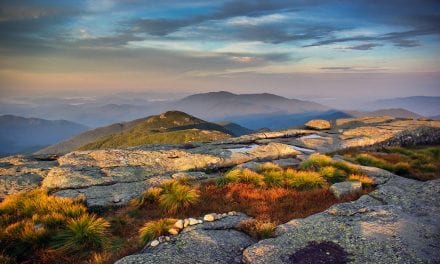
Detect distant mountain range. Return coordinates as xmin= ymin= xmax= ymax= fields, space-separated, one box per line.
xmin=3 ymin=92 xmax=439 ymax=155
xmin=168 ymin=91 xmax=349 ymax=130
xmin=345 ymin=108 xmax=424 ymax=119
xmin=364 ymin=96 xmax=440 ymax=117
xmin=37 ymin=111 xmax=238 ymax=154
xmin=0 ymin=115 xmax=88 ymax=155
xmin=0 ymin=91 xmax=349 ymax=130
xmin=172 ymin=91 xmax=328 ymax=119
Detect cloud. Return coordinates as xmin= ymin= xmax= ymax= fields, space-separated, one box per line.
xmin=391 ymin=39 xmax=420 ymax=48
xmin=320 ymin=67 xmax=353 ymax=70
xmin=128 ymin=0 xmax=306 ymax=36
xmin=305 ymin=28 xmax=439 ymax=48
xmin=341 ymin=43 xmax=382 ymax=50
xmin=319 ymin=66 xmax=389 ymax=72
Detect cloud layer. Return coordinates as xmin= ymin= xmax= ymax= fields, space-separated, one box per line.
xmin=0 ymin=0 xmax=439 ymax=98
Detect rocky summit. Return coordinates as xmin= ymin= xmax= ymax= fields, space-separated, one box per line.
xmin=0 ymin=116 xmax=439 ymax=263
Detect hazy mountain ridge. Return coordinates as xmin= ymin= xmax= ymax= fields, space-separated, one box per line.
xmin=0 ymin=115 xmax=88 ymax=155
xmin=345 ymin=108 xmax=424 ymax=119
xmin=216 ymin=121 xmax=254 ymax=136
xmin=364 ymin=96 xmax=440 ymax=117
xmin=171 ymin=91 xmax=330 ymax=120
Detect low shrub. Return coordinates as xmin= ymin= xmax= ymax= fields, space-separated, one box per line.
xmin=217 ymin=169 xmax=242 ymax=186
xmin=239 ymin=219 xmax=276 ymax=240
xmin=130 ymin=187 xmax=162 ymax=208
xmin=239 ymin=169 xmax=265 ymax=186
xmin=52 ymin=215 xmax=110 ymax=257
xmin=393 ymin=162 xmax=411 ymax=175
xmin=217 ymin=168 xmax=264 ymax=187
xmin=342 ymin=146 xmax=440 ymax=181
xmin=299 ymin=153 xmax=333 ymax=170
xmin=285 ymin=171 xmax=326 ymax=190
xmin=319 ymin=166 xmax=347 ymax=183
xmin=332 ymin=161 xmax=361 ymax=175
xmin=258 ymin=162 xmax=283 ymax=172
xmin=138 ymin=218 xmax=176 ymax=246
xmin=158 ymin=181 xmax=200 ymax=214
xmin=354 ymin=154 xmax=394 ymax=171
xmin=0 ymin=189 xmax=109 ymax=262
xmin=263 ymin=170 xmax=285 ymax=188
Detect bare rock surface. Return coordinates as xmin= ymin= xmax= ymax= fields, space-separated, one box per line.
xmin=0 ymin=155 xmax=56 ymax=199
xmin=330 ymin=181 xmax=362 ymax=199
xmin=305 ymin=119 xmax=331 ymax=130
xmin=116 ymin=213 xmax=254 ymax=264
xmin=243 ymin=175 xmax=440 ymax=263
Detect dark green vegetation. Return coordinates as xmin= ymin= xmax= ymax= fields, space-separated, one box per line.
xmin=0 ymin=189 xmax=110 ymax=263
xmin=342 ymin=146 xmax=440 ymax=181
xmin=79 ymin=111 xmax=232 ymax=150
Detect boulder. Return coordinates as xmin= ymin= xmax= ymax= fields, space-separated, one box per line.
xmin=203 ymin=213 xmax=217 ymax=222
xmin=173 ymin=220 xmax=184 ymax=230
xmin=330 ymin=181 xmax=362 ymax=199
xmin=305 ymin=119 xmax=331 ymax=130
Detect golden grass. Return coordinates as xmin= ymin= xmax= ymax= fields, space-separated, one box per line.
xmin=138 ymin=218 xmax=176 ymax=246
xmin=0 ymin=189 xmax=110 ymax=263
xmin=348 ymin=174 xmax=374 ymax=187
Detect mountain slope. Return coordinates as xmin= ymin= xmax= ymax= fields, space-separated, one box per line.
xmin=364 ymin=96 xmax=440 ymax=117
xmin=0 ymin=115 xmax=88 ymax=155
xmin=40 ymin=111 xmax=232 ymax=153
xmin=36 ymin=117 xmax=148 ymax=155
xmin=79 ymin=111 xmax=231 ymax=150
xmin=217 ymin=122 xmax=254 ymax=136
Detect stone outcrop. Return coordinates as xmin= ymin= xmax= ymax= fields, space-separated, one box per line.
xmin=305 ymin=119 xmax=331 ymax=130
xmin=330 ymin=181 xmax=362 ymax=199
xmin=116 ymin=213 xmax=254 ymax=264
xmin=0 ymin=155 xmax=56 ymax=199
xmin=243 ymin=174 xmax=440 ymax=263
xmin=41 ymin=142 xmax=300 ymax=207
xmin=1 ymin=117 xmax=439 ymax=208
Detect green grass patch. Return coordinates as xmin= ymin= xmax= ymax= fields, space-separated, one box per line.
xmin=343 ymin=146 xmax=440 ymax=181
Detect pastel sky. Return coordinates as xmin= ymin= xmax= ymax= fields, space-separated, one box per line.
xmin=0 ymin=0 xmax=439 ymax=105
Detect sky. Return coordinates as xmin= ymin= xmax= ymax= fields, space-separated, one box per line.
xmin=0 ymin=0 xmax=439 ymax=107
